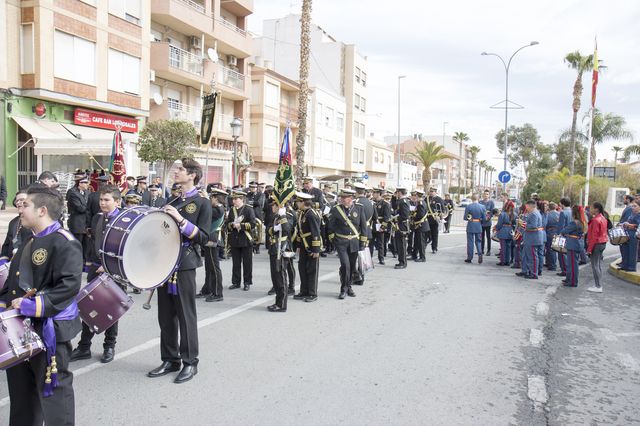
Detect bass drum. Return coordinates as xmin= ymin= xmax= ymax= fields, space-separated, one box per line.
xmin=0 ymin=309 xmax=45 ymax=370
xmin=76 ymin=274 xmax=134 ymax=334
xmin=101 ymin=206 xmax=182 ymax=290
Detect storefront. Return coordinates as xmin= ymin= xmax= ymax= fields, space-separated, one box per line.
xmin=2 ymin=95 xmax=141 ymax=195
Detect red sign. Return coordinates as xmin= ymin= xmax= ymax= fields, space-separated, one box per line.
xmin=74 ymin=108 xmax=138 ymax=133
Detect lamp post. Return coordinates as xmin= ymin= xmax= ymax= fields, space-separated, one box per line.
xmin=230 ymin=117 xmax=242 ymax=186
xmin=397 ymin=75 xmax=406 ymax=186
xmin=481 ymin=41 xmax=539 ymax=191
xmin=442 ymin=121 xmax=448 ymax=191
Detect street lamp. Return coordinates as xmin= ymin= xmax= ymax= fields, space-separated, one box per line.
xmin=397 ymin=75 xmax=406 ymax=186
xmin=481 ymin=41 xmax=539 ymax=191
xmin=230 ymin=117 xmax=242 ymax=186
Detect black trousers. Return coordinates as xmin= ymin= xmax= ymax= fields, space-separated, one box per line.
xmin=428 ymin=220 xmax=439 ymax=251
xmin=481 ymin=226 xmax=492 ymax=253
xmin=78 ymin=266 xmax=122 ymax=350
xmin=230 ymin=246 xmax=253 ymax=285
xmin=298 ymin=251 xmax=319 ymax=297
xmin=73 ymin=233 xmax=88 ymax=265
xmin=336 ymin=246 xmax=358 ymax=292
xmin=374 ymin=232 xmax=386 ymax=261
xmin=269 ymin=255 xmax=288 ymax=309
xmin=157 ymin=269 xmax=198 ymax=365
xmin=395 ymin=232 xmax=407 ymax=266
xmin=385 ymin=232 xmax=393 ymax=256
xmin=407 ymin=230 xmax=414 ymax=257
xmin=286 ymin=258 xmax=296 ymax=291
xmin=444 ymin=214 xmax=452 ymax=232
xmin=7 ymin=341 xmax=75 ymax=426
xmin=413 ymin=228 xmax=426 ymax=260
xmin=201 ymin=246 xmax=223 ymax=297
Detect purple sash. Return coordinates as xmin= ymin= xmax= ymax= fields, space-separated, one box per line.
xmin=42 ymin=301 xmax=79 ymax=397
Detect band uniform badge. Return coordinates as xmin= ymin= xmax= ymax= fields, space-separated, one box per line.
xmin=32 ymin=248 xmax=47 ymax=266
xmin=351 ymin=211 xmax=358 ymax=218
xmin=185 ymin=203 xmax=197 ymax=214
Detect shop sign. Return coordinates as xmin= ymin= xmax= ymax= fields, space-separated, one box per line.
xmin=74 ymin=108 xmax=138 ymax=133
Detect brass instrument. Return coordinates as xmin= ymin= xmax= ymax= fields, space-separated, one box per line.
xmin=466 ymin=213 xmax=473 ymax=221
xmin=252 ymin=218 xmax=264 ymax=245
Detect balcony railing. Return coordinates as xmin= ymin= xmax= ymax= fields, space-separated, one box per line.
xmin=176 ymin=0 xmax=206 ymax=14
xmin=168 ymin=101 xmax=202 ymax=128
xmin=217 ymin=114 xmax=244 ymax=136
xmin=217 ymin=66 xmax=245 ymax=91
xmin=216 ymin=17 xmax=247 ymax=37
xmin=169 ymin=45 xmax=203 ymax=77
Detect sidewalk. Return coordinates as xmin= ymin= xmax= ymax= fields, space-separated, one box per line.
xmin=608 ymin=258 xmax=640 ymax=286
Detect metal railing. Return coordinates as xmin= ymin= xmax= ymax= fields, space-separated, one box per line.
xmin=168 ymin=101 xmax=202 ymax=128
xmin=216 ymin=17 xmax=247 ymax=37
xmin=217 ymin=65 xmax=245 ymax=90
xmin=169 ymin=45 xmax=203 ymax=77
xmin=175 ymin=0 xmax=206 ymax=14
xmin=217 ymin=114 xmax=243 ymax=136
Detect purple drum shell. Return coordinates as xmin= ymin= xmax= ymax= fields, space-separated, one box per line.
xmin=76 ymin=274 xmax=133 ymax=334
xmin=0 ymin=309 xmax=45 ymax=370
xmin=0 ymin=263 xmax=9 ymax=291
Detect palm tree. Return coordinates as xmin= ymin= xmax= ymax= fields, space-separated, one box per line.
xmin=452 ymin=131 xmax=470 ymax=192
xmin=564 ymin=51 xmax=594 ymax=174
xmin=295 ymin=0 xmax=312 ymax=184
xmin=468 ymin=145 xmax=480 ymax=190
xmin=486 ymin=165 xmax=496 ymax=192
xmin=612 ymin=146 xmax=623 ymax=164
xmin=409 ymin=141 xmax=454 ymax=190
xmin=478 ymin=160 xmax=488 ymax=189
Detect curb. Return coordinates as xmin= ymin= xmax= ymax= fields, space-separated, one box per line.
xmin=608 ymin=258 xmax=640 ymax=285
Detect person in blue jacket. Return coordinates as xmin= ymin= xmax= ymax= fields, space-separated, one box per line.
xmin=516 ymin=200 xmax=544 ymax=279
xmin=495 ymin=200 xmax=515 ymax=266
xmin=464 ymin=194 xmax=486 ymax=264
xmin=560 ymin=205 xmax=585 ymax=287
xmin=479 ymin=190 xmax=495 ymax=256
xmin=618 ymin=200 xmax=640 ymax=272
xmin=545 ymin=202 xmax=560 ymax=271
xmin=557 ymin=197 xmax=572 ymax=277
xmin=537 ymin=200 xmax=548 ymax=276
xmin=617 ymin=195 xmax=635 ymax=266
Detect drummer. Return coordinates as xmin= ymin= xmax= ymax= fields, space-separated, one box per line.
xmin=0 ymin=184 xmax=82 ymax=425
xmin=71 ymin=185 xmax=124 ymax=364
xmin=124 ymin=192 xmax=142 ymax=208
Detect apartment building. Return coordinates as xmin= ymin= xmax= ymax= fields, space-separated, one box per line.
xmin=1 ymin=0 xmax=151 ymax=195
xmin=248 ymin=64 xmax=299 ymax=184
xmin=365 ymin=135 xmax=394 ymax=188
xmin=149 ymin=0 xmax=253 ymax=185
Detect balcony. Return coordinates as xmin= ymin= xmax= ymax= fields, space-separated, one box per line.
xmin=168 ymin=101 xmax=202 ymax=131
xmin=213 ymin=65 xmax=248 ymax=99
xmin=151 ymin=42 xmax=205 ymax=89
xmin=211 ymin=17 xmax=252 ymax=57
xmin=151 ymin=0 xmax=212 ymax=36
xmin=219 ymin=0 xmax=253 ymax=17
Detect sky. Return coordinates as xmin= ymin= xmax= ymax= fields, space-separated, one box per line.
xmin=248 ymin=0 xmax=640 ymax=176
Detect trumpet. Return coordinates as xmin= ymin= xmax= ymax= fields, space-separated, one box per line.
xmin=466 ymin=213 xmax=473 ymax=221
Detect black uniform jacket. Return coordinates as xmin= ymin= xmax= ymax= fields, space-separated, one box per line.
xmin=396 ymin=197 xmax=411 ymax=232
xmin=327 ymin=203 xmax=368 ymax=253
xmin=355 ymin=196 xmax=375 ymax=239
xmin=1 ymin=216 xmax=32 ymax=262
xmin=66 ymin=186 xmax=89 ymax=234
xmin=225 ymin=204 xmax=256 ymax=248
xmin=296 ymin=208 xmax=322 ymax=254
xmin=413 ymin=200 xmax=429 ymax=232
xmin=167 ymin=190 xmax=212 ymax=271
xmin=374 ymin=200 xmax=392 ymax=233
xmin=267 ymin=211 xmax=294 ymax=256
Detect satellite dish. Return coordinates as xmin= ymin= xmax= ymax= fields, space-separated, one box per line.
xmin=152 ymin=93 xmax=163 ymax=105
xmin=207 ymin=47 xmax=219 ymax=63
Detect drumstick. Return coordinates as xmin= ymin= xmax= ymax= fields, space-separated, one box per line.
xmin=143 ymin=289 xmax=155 ymax=310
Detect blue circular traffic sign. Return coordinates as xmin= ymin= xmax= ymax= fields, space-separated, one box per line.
xmin=498 ymin=171 xmax=511 ymax=184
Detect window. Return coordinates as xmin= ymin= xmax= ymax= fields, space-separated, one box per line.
xmin=362 ymin=71 xmax=367 ymax=87
xmin=354 ymin=121 xmax=360 ymax=137
xmin=375 ymin=152 xmax=379 ymax=163
xmin=325 ymin=107 xmax=334 ymax=128
xmin=361 ymin=97 xmax=366 ymax=112
xmin=150 ymin=29 xmax=162 ymax=42
xmin=353 ymin=148 xmax=359 ymax=163
xmin=354 ymin=94 xmax=360 ymax=110
xmin=265 ymin=124 xmax=279 ymax=149
xmin=54 ymin=31 xmax=95 ymax=85
xmin=324 ymin=139 xmax=333 ymax=160
xmin=355 ymin=67 xmax=361 ymax=83
xmin=316 ymin=103 xmax=323 ymax=125
xmin=265 ymin=82 xmax=279 ymax=108
xmin=336 ymin=142 xmax=344 ymax=162
xmin=358 ymin=149 xmax=365 ymax=164
xmin=336 ymin=112 xmax=344 ymax=132
xmin=315 ymin=138 xmax=323 ymax=157
xmin=360 ymin=123 xmax=365 ymax=138
xmin=108 ymin=49 xmax=141 ymax=94
xmin=20 ymin=23 xmax=34 ymax=74
xmin=380 ymin=153 xmax=384 ymax=164
xmin=251 ymin=81 xmax=261 ymax=105
xmin=109 ymin=0 xmax=141 ymax=25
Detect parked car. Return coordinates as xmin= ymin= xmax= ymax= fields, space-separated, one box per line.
xmin=459 ymin=198 xmax=472 ymax=207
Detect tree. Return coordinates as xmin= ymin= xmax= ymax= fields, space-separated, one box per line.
xmin=468 ymin=145 xmax=480 ymax=189
xmin=612 ymin=146 xmax=624 ymax=164
xmin=452 ymin=131 xmax=470 ymax=191
xmin=486 ymin=165 xmax=496 ymax=191
xmin=409 ymin=141 xmax=453 ymax=190
xmin=521 ymin=143 xmax=555 ymax=200
xmin=138 ymin=120 xmax=198 ymax=189
xmin=495 ymin=123 xmax=542 ymax=179
xmin=540 ymin=167 xmax=586 ymax=201
xmin=478 ymin=160 xmax=488 ymax=188
xmin=295 ymin=0 xmax=312 ymax=185
xmin=564 ymin=51 xmax=594 ymax=174
xmin=555 ymin=135 xmax=587 ymax=173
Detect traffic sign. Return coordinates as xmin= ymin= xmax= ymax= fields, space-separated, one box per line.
xmin=498 ymin=171 xmax=511 ymax=184
xmin=363 ymin=173 xmax=369 ymax=180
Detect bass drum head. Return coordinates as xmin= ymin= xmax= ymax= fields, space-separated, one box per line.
xmin=122 ymin=211 xmax=181 ymax=289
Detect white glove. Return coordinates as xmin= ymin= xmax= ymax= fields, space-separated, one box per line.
xmin=278 ymin=207 xmax=286 ymax=216
xmin=274 ymin=224 xmax=282 ymax=232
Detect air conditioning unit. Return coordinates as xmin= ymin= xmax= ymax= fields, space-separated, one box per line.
xmin=190 ymin=36 xmax=201 ymax=49
xmin=149 ymin=70 xmax=156 ymax=82
xmin=227 ymin=55 xmax=238 ymax=67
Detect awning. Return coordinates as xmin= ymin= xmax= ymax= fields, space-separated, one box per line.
xmin=12 ymin=116 xmax=131 ymax=156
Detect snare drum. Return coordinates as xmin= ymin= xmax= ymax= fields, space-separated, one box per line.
xmin=551 ymin=234 xmax=567 ymax=254
xmin=101 ymin=206 xmax=182 ymax=290
xmin=0 ymin=262 xmax=10 ymax=291
xmin=0 ymin=309 xmax=45 ymax=370
xmin=608 ymin=227 xmax=629 ymax=245
xmin=76 ymin=274 xmax=134 ymax=334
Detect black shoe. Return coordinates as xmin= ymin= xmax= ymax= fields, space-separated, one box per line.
xmin=347 ymin=288 xmax=356 ymax=297
xmin=394 ymin=264 xmax=406 ymax=269
xmin=304 ymin=296 xmax=318 ymax=303
xmin=293 ymin=293 xmax=307 ymax=300
xmin=267 ymin=287 xmax=276 ymax=295
xmin=195 ymin=292 xmax=209 ymax=299
xmin=515 ymin=272 xmax=526 ymax=277
xmin=416 ymin=258 xmax=426 ymax=263
xmin=205 ymin=295 xmax=223 ymax=302
xmin=338 ymin=291 xmax=347 ymax=299
xmin=352 ymin=280 xmax=363 ymax=286
xmin=174 ymin=364 xmax=198 ymax=384
xmin=378 ymin=259 xmax=385 ymax=265
xmin=464 ymin=259 xmax=472 ymax=263
xmin=496 ymin=262 xmax=506 ymax=266
xmin=478 ymin=255 xmax=483 ymax=264
xmin=147 ymin=361 xmax=181 ymax=378
xmin=288 ymin=288 xmax=295 ymax=296
xmin=228 ymin=283 xmax=241 ymax=290
xmin=432 ymin=250 xmax=437 ymax=254
xmin=578 ymin=261 xmax=587 ymax=265
xmin=486 ymin=252 xmax=492 ymax=256
xmin=525 ymin=275 xmax=538 ymax=280
xmin=70 ymin=347 xmax=92 ymax=362
xmin=101 ymin=347 xmax=115 ymax=363
xmin=267 ymin=304 xmax=287 ymax=312
xmin=243 ymin=284 xmax=250 ymax=291
xmin=320 ymin=252 xmax=327 ymax=257
xmin=556 ymin=272 xmax=566 ymax=277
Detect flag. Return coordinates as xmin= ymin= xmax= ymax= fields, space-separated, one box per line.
xmin=110 ymin=128 xmax=127 ymax=191
xmin=272 ymin=127 xmax=295 ymax=207
xmin=591 ymin=39 xmax=598 ymax=107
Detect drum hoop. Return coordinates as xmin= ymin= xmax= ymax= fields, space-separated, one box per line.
xmin=0 ymin=348 xmax=42 ymax=369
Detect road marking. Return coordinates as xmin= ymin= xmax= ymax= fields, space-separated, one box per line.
xmin=0 ymin=272 xmax=339 ymax=408
xmin=616 ymin=332 xmax=640 ymax=338
xmin=527 ymin=375 xmax=548 ymax=410
xmin=535 ymin=302 xmax=549 ymax=317
xmin=617 ymin=353 xmax=639 ymax=371
xmin=529 ymin=329 xmax=544 ymax=347
xmin=598 ymin=328 xmax=618 ymax=342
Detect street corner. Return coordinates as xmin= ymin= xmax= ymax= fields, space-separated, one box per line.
xmin=608 ymin=258 xmax=640 ymax=286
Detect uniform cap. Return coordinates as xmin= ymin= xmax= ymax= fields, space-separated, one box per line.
xmin=209 ymin=188 xmax=228 ymax=196
xmin=136 ymin=176 xmax=147 ymax=182
xmin=339 ymin=188 xmax=357 ymax=197
xmin=295 ymin=191 xmax=314 ymax=200
xmin=353 ymin=182 xmax=367 ymax=190
xmin=231 ymin=190 xmax=247 ymax=198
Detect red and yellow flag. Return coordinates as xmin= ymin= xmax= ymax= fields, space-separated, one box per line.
xmin=591 ymin=39 xmax=598 ymax=107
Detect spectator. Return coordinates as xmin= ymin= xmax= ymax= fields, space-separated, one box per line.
xmin=586 ymin=202 xmax=608 ymax=293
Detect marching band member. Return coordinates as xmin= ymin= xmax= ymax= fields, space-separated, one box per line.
xmin=560 ymin=205 xmax=586 ymax=286
xmin=148 ymin=158 xmax=212 ymax=384
xmin=225 ymin=190 xmax=256 ymax=291
xmin=328 ymin=188 xmax=368 ymax=299
xmin=294 ymin=192 xmax=322 ymax=302
xmin=427 ymin=188 xmax=445 ymax=253
xmin=0 ymin=184 xmax=82 ymax=425
xmin=545 ymin=202 xmax=560 ymax=271
xmin=384 ymin=190 xmax=395 ymax=258
xmin=373 ymin=188 xmax=391 ymax=265
xmin=479 ymin=189 xmax=495 ymax=256
xmin=618 ymin=201 xmax=640 ymax=272
xmin=495 ymin=200 xmax=515 ymax=266
xmin=443 ymin=193 xmax=454 ymax=234
xmin=586 ymin=202 xmax=609 ymax=293
xmin=353 ymin=183 xmax=375 ymax=285
xmin=516 ymin=200 xmax=544 ymax=279
xmin=617 ymin=195 xmax=635 ymax=267
xmin=148 ymin=184 xmax=166 ymax=208
xmin=512 ymin=204 xmax=527 ymax=270
xmin=393 ymin=188 xmax=411 ymax=269
xmin=266 ymin=198 xmax=294 ymax=312
xmin=464 ymin=194 xmax=486 ymax=263
xmin=66 ymin=172 xmax=90 ymax=266
xmin=197 ymin=188 xmax=227 ymax=302
xmin=411 ymin=190 xmax=428 ymax=262
xmin=557 ymin=198 xmax=572 ymax=277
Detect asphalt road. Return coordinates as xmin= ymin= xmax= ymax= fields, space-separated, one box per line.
xmin=0 ymin=231 xmax=638 ymax=425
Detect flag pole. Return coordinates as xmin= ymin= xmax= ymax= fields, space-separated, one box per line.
xmin=584 ymin=106 xmax=594 ymax=206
